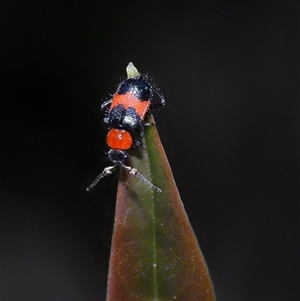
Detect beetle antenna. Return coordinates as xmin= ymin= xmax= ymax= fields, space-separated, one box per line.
xmin=122 ymin=165 xmax=161 ymax=192
xmin=86 ymin=165 xmax=117 ymax=191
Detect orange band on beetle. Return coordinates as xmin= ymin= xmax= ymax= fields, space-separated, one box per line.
xmin=111 ymin=93 xmax=150 ymax=120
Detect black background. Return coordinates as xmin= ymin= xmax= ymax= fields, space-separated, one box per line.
xmin=1 ymin=1 xmax=298 ymax=300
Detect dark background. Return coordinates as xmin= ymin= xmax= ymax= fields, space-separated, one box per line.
xmin=1 ymin=1 xmax=298 ymax=300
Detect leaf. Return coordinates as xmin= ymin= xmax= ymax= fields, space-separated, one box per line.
xmin=106 ymin=114 xmax=216 ymax=301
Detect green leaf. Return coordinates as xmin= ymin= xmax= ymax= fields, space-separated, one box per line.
xmin=106 ymin=114 xmax=216 ymax=301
